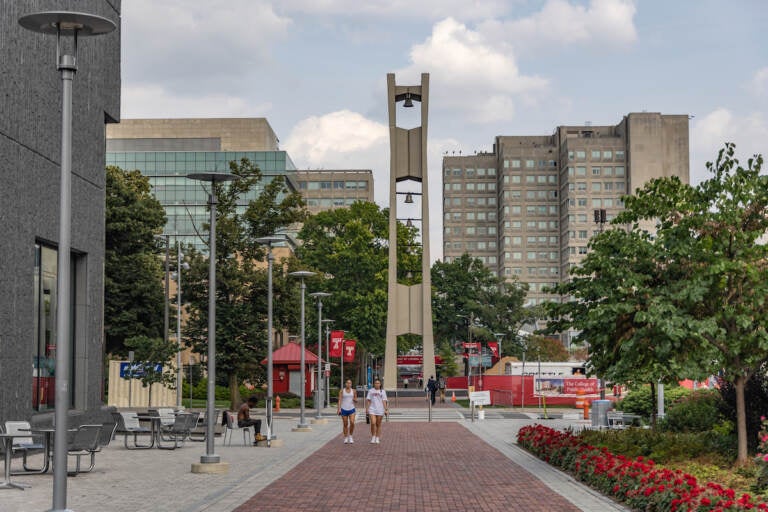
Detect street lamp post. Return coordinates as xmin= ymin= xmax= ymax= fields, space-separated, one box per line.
xmin=255 ymin=235 xmax=286 ymax=447
xmin=310 ymin=292 xmax=331 ymax=420
xmin=18 ymin=10 xmax=115 ymax=511
xmin=174 ymin=242 xmax=190 ymax=408
xmin=289 ymin=270 xmax=316 ymax=431
xmin=155 ymin=234 xmax=171 ymax=400
xmin=322 ymin=319 xmax=334 ymax=406
xmin=187 ymin=172 xmax=240 ymax=470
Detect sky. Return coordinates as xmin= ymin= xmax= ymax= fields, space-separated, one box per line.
xmin=121 ymin=0 xmax=768 ymax=261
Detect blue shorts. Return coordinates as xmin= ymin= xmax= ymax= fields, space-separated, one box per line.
xmin=340 ymin=408 xmax=356 ymax=417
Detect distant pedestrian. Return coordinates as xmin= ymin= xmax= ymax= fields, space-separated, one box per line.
xmin=438 ymin=376 xmax=446 ymax=403
xmin=337 ymin=379 xmax=357 ymax=444
xmin=366 ymin=379 xmax=388 ymax=444
xmin=403 ymin=377 xmax=409 ymax=389
xmin=426 ymin=376 xmax=438 ymax=405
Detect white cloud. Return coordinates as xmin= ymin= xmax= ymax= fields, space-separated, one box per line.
xmin=691 ymin=108 xmax=768 ymax=183
xmin=276 ymin=0 xmax=511 ymax=21
xmin=122 ymin=85 xmax=272 ymax=119
xmin=398 ymin=18 xmax=548 ymax=123
xmin=479 ymin=0 xmax=637 ymax=51
xmin=123 ymin=0 xmax=291 ymax=92
xmin=748 ymin=67 xmax=768 ymax=98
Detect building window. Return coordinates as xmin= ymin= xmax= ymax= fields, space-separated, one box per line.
xmin=591 ymin=150 xmax=601 ymax=159
xmin=603 ymin=150 xmax=613 ymax=160
xmin=576 ymin=150 xmax=586 ymax=159
xmin=526 ymin=160 xmax=535 ymax=168
xmin=615 ymin=166 xmax=625 ymax=176
xmin=592 ymin=167 xmax=601 ymax=175
xmin=511 ymin=160 xmax=521 ymax=168
xmin=616 ymin=150 xmax=625 ymax=161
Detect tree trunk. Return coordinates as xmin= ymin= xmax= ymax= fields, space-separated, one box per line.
xmin=735 ymin=375 xmax=749 ymax=466
xmin=229 ymin=372 xmax=241 ymax=411
xmin=649 ymin=381 xmax=657 ymax=429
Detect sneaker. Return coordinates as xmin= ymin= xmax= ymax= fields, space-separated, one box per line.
xmin=375 ymin=437 xmax=380 ymax=444
xmin=344 ymin=436 xmax=349 ymax=444
xmin=348 ymin=436 xmax=354 ymax=444
xmin=370 ymin=437 xmax=376 ymax=444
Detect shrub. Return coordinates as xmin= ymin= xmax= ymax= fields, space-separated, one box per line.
xmin=663 ymin=390 xmax=725 ymax=433
xmin=618 ymin=385 xmax=691 ymax=420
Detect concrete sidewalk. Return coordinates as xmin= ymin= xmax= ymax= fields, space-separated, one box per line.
xmin=0 ymin=410 xmax=627 ymax=512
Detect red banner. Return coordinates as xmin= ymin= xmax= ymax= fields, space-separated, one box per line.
xmin=396 ymin=355 xmax=445 ymax=365
xmin=463 ymin=342 xmax=481 ymax=352
xmin=343 ymin=339 xmax=356 ymax=362
xmin=329 ymin=330 xmax=344 ymax=358
xmin=487 ymin=342 xmax=499 ymax=359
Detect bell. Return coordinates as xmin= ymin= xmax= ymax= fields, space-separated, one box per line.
xmin=406 ymin=219 xmax=413 ymax=227
xmin=404 ymin=193 xmax=414 ymax=204
xmin=403 ymin=93 xmax=414 ymax=108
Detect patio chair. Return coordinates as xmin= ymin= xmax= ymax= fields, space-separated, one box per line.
xmin=158 ymin=412 xmax=199 ymax=449
xmin=4 ymin=421 xmax=46 ymax=473
xmin=112 ymin=412 xmax=153 ymax=449
xmin=222 ymin=411 xmax=253 ymax=446
xmin=189 ymin=409 xmax=219 ymax=442
xmin=150 ymin=408 xmax=177 ymax=428
xmin=67 ymin=424 xmax=102 ymax=475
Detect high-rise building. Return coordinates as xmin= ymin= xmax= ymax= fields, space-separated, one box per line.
xmin=443 ymin=113 xmax=689 ymax=308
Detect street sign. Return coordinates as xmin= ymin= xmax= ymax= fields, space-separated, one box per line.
xmin=469 ymin=390 xmax=491 ymax=406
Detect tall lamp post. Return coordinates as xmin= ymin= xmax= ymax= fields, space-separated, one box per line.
xmin=594 ymin=208 xmax=607 ymax=399
xmin=18 ymin=11 xmax=115 ymax=510
xmin=187 ymin=172 xmax=240 ymax=471
xmin=255 ymin=235 xmax=286 ymax=447
xmin=310 ymin=292 xmax=331 ymax=420
xmin=322 ymin=318 xmax=334 ymax=406
xmin=289 ymin=270 xmax=316 ymax=431
xmin=154 ymin=234 xmax=171 ymax=401
xmin=174 ymin=241 xmax=190 ymax=408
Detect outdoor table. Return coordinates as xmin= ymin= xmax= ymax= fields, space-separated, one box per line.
xmin=14 ymin=427 xmax=77 ymax=475
xmin=135 ymin=414 xmax=162 ymax=448
xmin=0 ymin=433 xmax=31 ymax=490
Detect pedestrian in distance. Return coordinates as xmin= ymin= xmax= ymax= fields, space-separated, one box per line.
xmin=337 ymin=379 xmax=357 ymax=444
xmin=366 ymin=378 xmax=388 ymax=444
xmin=438 ymin=375 xmax=447 ymax=403
xmin=426 ymin=375 xmax=438 ymax=405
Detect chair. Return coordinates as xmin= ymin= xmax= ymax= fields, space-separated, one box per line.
xmin=152 ymin=408 xmax=177 ymax=428
xmin=112 ymin=412 xmax=153 ymax=449
xmin=607 ymin=410 xmax=626 ymax=429
xmin=222 ymin=411 xmax=253 ymax=446
xmin=67 ymin=424 xmax=102 ymax=475
xmin=158 ymin=412 xmax=199 ymax=449
xmin=4 ymin=421 xmax=45 ymax=473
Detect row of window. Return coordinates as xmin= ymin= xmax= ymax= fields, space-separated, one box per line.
xmin=567 ymin=150 xmax=625 ymax=161
xmin=504 ymin=159 xmax=557 ymax=169
xmin=444 ymin=211 xmax=498 ymax=221
xmin=504 ymin=205 xmax=558 ymax=216
xmin=568 ymin=230 xmax=602 ymax=239
xmin=502 ymin=220 xmax=559 ymax=230
xmin=566 ymin=181 xmax=626 ymax=192
xmin=299 ymin=181 xmax=368 ymax=190
xmin=565 ymin=198 xmax=619 ymax=209
xmin=444 ymin=182 xmax=497 ymax=192
xmin=445 ymin=255 xmax=499 ymax=265
xmin=567 ymin=166 xmax=625 ymax=177
xmin=306 ymin=198 xmax=358 ymax=207
xmin=108 ymin=151 xmax=287 ymax=163
xmin=444 ymin=168 xmax=497 ymax=177
xmin=445 ymin=240 xmax=498 ymax=251
xmin=503 ymin=267 xmax=559 ymax=276
xmin=444 ymin=197 xmax=498 ymax=207
xmin=444 ymin=226 xmax=498 ymax=236
xmin=504 ymin=236 xmax=559 ymax=247
xmin=505 ymin=251 xmax=559 ymax=262
xmin=503 ymin=174 xmax=558 ymax=185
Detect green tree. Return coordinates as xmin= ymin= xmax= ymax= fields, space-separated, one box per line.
xmin=183 ymin=158 xmax=308 ymax=409
xmin=123 ymin=335 xmax=178 ymax=407
xmin=546 ymin=144 xmax=768 ymax=465
xmin=525 ymin=335 xmax=570 ymax=362
xmin=104 ymin=166 xmax=167 ymax=355
xmin=431 ymin=253 xmax=528 ymax=355
xmin=438 ymin=344 xmax=460 ymax=377
xmin=296 ymin=201 xmax=419 ymax=357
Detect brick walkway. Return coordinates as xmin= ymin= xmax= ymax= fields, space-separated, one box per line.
xmin=234 ymin=422 xmax=581 ymax=512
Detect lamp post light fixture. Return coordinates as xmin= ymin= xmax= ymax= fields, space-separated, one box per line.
xmin=154 ymin=234 xmax=172 ymax=400
xmin=255 ymin=235 xmax=286 ymax=447
xmin=322 ymin=318 xmax=334 ymax=406
xmin=18 ymin=10 xmax=116 ymax=510
xmin=174 ymin=242 xmax=190 ymax=408
xmin=493 ymin=332 xmax=505 ymax=360
xmin=289 ymin=270 xmax=316 ymax=431
xmin=309 ymin=292 xmax=331 ymax=421
xmin=187 ymin=172 xmax=240 ymax=470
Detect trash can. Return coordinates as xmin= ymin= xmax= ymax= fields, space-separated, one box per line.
xmin=590 ymin=400 xmax=612 ymax=428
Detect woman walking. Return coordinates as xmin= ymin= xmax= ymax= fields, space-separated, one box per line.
xmin=366 ymin=379 xmax=388 ymax=444
xmin=337 ymin=379 xmax=357 ymax=444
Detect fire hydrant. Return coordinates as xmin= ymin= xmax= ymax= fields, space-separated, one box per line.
xmin=275 ymin=395 xmax=281 ymax=412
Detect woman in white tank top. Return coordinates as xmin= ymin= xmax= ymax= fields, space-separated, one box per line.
xmin=337 ymin=379 xmax=357 ymax=444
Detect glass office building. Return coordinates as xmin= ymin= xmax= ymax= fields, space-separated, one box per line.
xmin=106 ymin=150 xmax=298 ymax=251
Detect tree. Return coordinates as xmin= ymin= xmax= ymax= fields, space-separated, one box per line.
xmin=123 ymin=335 xmax=178 ymax=407
xmin=296 ymin=201 xmax=419 ymax=357
xmin=104 ymin=166 xmax=167 ymax=355
xmin=183 ymin=158 xmax=308 ymax=409
xmin=545 ymin=144 xmax=768 ymax=464
xmin=525 ymin=335 xmax=570 ymax=362
xmin=431 ymin=253 xmax=528 ymax=355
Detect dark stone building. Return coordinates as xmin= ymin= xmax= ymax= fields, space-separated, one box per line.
xmin=0 ymin=1 xmax=121 ymax=420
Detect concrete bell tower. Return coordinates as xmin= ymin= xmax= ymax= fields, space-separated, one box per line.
xmin=383 ymin=73 xmax=435 ymax=390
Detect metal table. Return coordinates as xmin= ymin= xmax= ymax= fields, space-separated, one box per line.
xmin=0 ymin=433 xmax=31 ymax=490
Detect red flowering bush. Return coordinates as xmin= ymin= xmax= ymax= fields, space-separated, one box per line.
xmin=755 ymin=416 xmax=768 ymax=490
xmin=517 ymin=424 xmax=767 ymax=511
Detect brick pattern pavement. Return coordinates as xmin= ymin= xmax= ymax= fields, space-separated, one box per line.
xmin=234 ymin=422 xmax=581 ymax=512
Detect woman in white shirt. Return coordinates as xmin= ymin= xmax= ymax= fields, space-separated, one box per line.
xmin=337 ymin=379 xmax=357 ymax=444
xmin=365 ymin=379 xmax=388 ymax=444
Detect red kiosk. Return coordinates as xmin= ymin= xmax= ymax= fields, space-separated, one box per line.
xmin=261 ymin=342 xmax=318 ymax=397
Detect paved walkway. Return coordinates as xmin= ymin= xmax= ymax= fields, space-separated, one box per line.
xmin=0 ymin=406 xmax=628 ymax=512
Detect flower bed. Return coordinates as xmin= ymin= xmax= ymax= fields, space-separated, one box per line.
xmin=517 ymin=424 xmax=766 ymax=511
